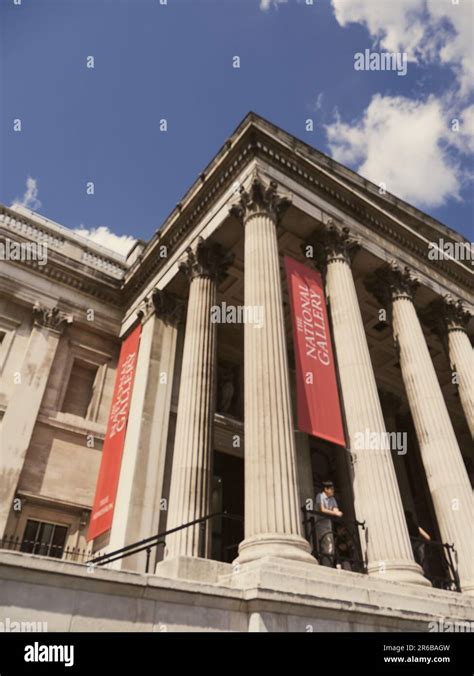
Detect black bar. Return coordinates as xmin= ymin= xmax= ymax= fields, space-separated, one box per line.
xmin=0 ymin=631 xmax=471 ymax=675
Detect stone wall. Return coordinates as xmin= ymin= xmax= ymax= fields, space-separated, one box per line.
xmin=1 ymin=552 xmax=473 ymax=633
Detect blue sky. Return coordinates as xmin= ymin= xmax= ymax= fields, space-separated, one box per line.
xmin=1 ymin=0 xmax=473 ymax=253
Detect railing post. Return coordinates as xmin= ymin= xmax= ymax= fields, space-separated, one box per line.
xmin=445 ymin=544 xmax=461 ymax=593
xmin=198 ymin=521 xmax=206 ymax=559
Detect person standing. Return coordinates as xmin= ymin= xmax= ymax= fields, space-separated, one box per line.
xmin=404 ymin=509 xmax=431 ymax=573
xmin=315 ymin=481 xmax=343 ymax=567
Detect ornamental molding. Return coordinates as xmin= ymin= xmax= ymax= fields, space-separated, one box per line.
xmin=424 ymin=294 xmax=472 ymax=337
xmin=0 ymin=235 xmax=123 ymax=307
xmin=303 ymin=222 xmax=360 ymax=273
xmin=365 ymin=260 xmax=420 ymax=311
xmin=179 ymin=237 xmax=234 ymax=283
xmin=32 ymin=303 xmax=73 ymax=333
xmin=123 ymin=127 xmax=472 ymax=305
xmin=229 ymin=170 xmax=291 ymax=224
xmin=136 ymin=288 xmax=185 ymax=325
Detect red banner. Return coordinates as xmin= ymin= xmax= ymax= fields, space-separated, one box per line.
xmin=88 ymin=323 xmax=142 ymax=541
xmin=284 ymin=256 xmax=345 ymax=446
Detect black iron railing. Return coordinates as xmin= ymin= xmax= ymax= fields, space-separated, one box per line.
xmin=301 ymin=506 xmax=367 ymax=573
xmin=409 ymin=536 xmax=460 ymax=592
xmin=1 ymin=512 xmax=244 ymax=573
xmin=3 ymin=513 xmax=460 ymax=591
xmin=0 ymin=535 xmax=93 ymax=563
xmin=87 ymin=511 xmax=244 ymax=572
xmin=299 ymin=507 xmax=460 ymax=591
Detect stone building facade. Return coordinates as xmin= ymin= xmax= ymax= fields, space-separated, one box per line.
xmin=0 ymin=113 xmax=473 ymax=632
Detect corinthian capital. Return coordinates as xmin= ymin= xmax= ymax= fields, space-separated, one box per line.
xmin=366 ymin=260 xmax=419 ymax=308
xmin=32 ymin=303 xmax=73 ymax=333
xmin=179 ymin=237 xmax=234 ymax=283
xmin=151 ymin=289 xmax=185 ymax=324
xmin=424 ymin=294 xmax=472 ymax=336
xmin=303 ymin=223 xmax=360 ymax=272
xmin=136 ymin=289 xmax=185 ymax=325
xmin=229 ymin=172 xmax=291 ymax=224
xmin=441 ymin=295 xmax=472 ymax=332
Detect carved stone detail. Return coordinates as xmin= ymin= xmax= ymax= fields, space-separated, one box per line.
xmin=136 ymin=289 xmax=185 ymax=325
xmin=32 ymin=303 xmax=73 ymax=333
xmin=229 ymin=171 xmax=291 ymax=225
xmin=439 ymin=295 xmax=471 ymax=333
xmin=366 ymin=260 xmax=419 ymax=309
xmin=304 ymin=223 xmax=360 ymax=273
xmin=179 ymin=237 xmax=234 ymax=283
xmin=152 ymin=289 xmax=185 ymax=324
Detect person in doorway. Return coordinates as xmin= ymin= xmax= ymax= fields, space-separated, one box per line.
xmin=405 ymin=509 xmax=431 ymax=572
xmin=335 ymin=524 xmax=357 ymax=571
xmin=315 ymin=481 xmax=343 ymax=567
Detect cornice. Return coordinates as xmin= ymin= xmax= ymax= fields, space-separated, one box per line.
xmin=122 ymin=122 xmax=473 ymax=306
xmin=0 ymin=233 xmax=123 ymax=307
xmin=0 ymin=206 xmax=128 ymax=276
xmin=122 ymin=136 xmax=256 ymax=303
xmin=2 ymin=117 xmax=471 ymax=315
xmin=252 ymin=131 xmax=473 ymax=291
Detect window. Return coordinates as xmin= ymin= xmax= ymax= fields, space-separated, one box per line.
xmin=20 ymin=519 xmax=68 ymax=559
xmin=61 ymin=359 xmax=99 ymax=418
xmin=0 ymin=322 xmax=17 ymax=374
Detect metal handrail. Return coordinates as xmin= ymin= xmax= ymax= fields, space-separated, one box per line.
xmin=87 ymin=511 xmax=244 ymax=572
xmin=409 ymin=535 xmax=461 ymax=592
xmin=1 ymin=535 xmax=92 ymax=563
xmin=301 ymin=505 xmax=367 ymax=573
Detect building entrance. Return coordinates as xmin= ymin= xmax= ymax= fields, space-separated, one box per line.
xmin=211 ymin=450 xmax=244 ymax=563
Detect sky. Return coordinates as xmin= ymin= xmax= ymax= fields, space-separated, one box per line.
xmin=1 ymin=0 xmax=473 ymax=255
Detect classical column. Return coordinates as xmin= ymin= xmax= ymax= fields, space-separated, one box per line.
xmin=164 ymin=238 xmax=233 ymax=559
xmin=379 ymin=391 xmax=413 ymax=515
xmin=433 ymin=296 xmax=473 ymax=439
xmin=309 ymin=226 xmax=427 ymax=585
xmin=294 ymin=432 xmax=314 ymax=509
xmin=230 ymin=173 xmax=314 ymax=565
xmin=0 ymin=304 xmax=72 ymax=536
xmin=107 ymin=290 xmax=184 ymax=570
xmin=373 ymin=262 xmax=474 ymax=595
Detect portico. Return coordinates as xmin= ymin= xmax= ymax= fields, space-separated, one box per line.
xmin=1 ymin=113 xmax=472 ymax=633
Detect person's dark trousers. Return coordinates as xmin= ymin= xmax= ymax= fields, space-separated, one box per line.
xmin=318 ymin=531 xmax=335 ymax=567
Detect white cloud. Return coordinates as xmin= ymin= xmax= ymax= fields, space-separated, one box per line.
xmin=12 ymin=177 xmax=42 ymax=210
xmin=259 ymin=0 xmax=288 ymax=10
xmin=326 ymin=94 xmax=462 ymax=208
xmin=447 ymin=104 xmax=474 ymax=155
xmin=73 ymin=225 xmax=136 ymax=257
xmin=314 ymin=92 xmax=324 ymax=111
xmin=331 ymin=0 xmax=474 ymax=95
xmin=332 ymin=0 xmax=426 ymax=57
xmin=426 ymin=0 xmax=474 ymax=97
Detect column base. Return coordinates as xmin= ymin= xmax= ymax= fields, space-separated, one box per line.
xmin=234 ymin=533 xmax=316 ymax=566
xmin=155 ymin=555 xmax=232 ymax=583
xmin=367 ymin=560 xmax=431 ymax=587
xmin=461 ymin=584 xmax=474 ymax=597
